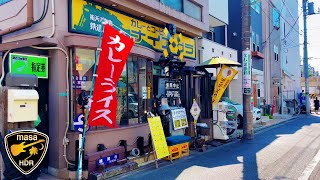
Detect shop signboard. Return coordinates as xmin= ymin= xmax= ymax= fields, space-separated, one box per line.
xmin=165 ymin=81 xmax=180 ymax=98
xmin=243 ymin=50 xmax=252 ymax=94
xmin=69 ymin=0 xmax=196 ymax=59
xmin=226 ymin=105 xmax=237 ymax=120
xmin=87 ymin=24 xmax=134 ymax=127
xmin=190 ymin=100 xmax=200 ymax=124
xmin=171 ymin=108 xmax=188 ymax=130
xmin=212 ymin=65 xmax=238 ymax=105
xmin=142 ymin=86 xmax=147 ymax=99
xmin=96 ymin=154 xmax=119 ymax=166
xmin=72 ymin=75 xmax=88 ymax=89
xmin=147 ymin=116 xmax=169 ymax=159
xmin=9 ymin=53 xmax=48 ymax=79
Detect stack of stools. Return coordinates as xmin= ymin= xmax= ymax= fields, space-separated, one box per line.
xmin=164 ymin=135 xmax=191 ymax=161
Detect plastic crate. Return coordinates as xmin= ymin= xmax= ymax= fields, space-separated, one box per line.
xmin=180 ymin=142 xmax=189 ymax=157
xmin=163 ymin=144 xmax=181 ymax=161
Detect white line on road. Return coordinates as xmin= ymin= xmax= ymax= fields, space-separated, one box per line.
xmin=299 ymin=148 xmax=320 ymax=180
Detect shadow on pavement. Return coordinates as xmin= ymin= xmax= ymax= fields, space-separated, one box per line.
xmin=120 ymin=115 xmax=320 ymax=180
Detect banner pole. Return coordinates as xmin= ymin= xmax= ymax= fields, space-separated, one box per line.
xmin=76 ymin=24 xmax=105 ymax=180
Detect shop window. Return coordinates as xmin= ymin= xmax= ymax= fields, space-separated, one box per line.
xmin=72 ymin=48 xmax=152 ymax=129
xmin=138 ymin=59 xmax=146 ymax=123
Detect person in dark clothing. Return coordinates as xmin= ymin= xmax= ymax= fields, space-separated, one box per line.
xmin=314 ymin=97 xmax=320 ymax=114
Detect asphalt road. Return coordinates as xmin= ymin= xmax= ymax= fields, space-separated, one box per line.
xmin=119 ymin=115 xmax=320 ymax=180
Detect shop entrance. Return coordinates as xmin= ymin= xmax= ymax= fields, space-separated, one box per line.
xmin=34 ymin=78 xmax=49 ymax=171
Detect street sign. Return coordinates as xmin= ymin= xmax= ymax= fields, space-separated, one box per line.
xmin=190 ymin=100 xmax=201 ymax=124
xmin=242 ymin=50 xmax=252 ymax=94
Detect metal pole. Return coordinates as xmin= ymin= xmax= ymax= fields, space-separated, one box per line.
xmin=242 ymin=0 xmax=254 ymax=139
xmin=303 ymin=0 xmax=310 ymax=115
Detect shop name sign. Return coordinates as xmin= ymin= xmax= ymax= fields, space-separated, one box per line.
xmin=242 ymin=50 xmax=252 ymax=94
xmin=165 ymin=81 xmax=180 ymax=98
xmin=9 ymin=53 xmax=48 ymax=79
xmin=69 ymin=0 xmax=195 ymax=59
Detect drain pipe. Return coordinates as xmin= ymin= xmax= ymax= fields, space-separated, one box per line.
xmin=30 ymin=45 xmax=74 ymax=166
xmin=0 ymin=0 xmax=34 ymax=36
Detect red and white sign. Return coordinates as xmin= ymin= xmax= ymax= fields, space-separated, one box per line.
xmin=88 ymin=24 xmax=134 ymax=128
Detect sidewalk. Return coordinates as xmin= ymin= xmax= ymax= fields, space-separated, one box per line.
xmin=38 ymin=114 xmax=301 ymax=180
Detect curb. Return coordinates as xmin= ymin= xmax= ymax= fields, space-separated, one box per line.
xmin=254 ymin=115 xmax=303 ymax=134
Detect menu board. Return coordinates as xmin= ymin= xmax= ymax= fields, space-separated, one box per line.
xmin=171 ymin=108 xmax=188 ymax=130
xmin=147 ymin=116 xmax=169 ymax=159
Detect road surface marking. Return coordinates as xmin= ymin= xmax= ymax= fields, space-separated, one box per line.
xmin=298 ymin=148 xmax=320 ymax=180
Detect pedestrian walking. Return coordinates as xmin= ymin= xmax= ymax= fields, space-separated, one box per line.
xmin=314 ymin=97 xmax=319 ymax=114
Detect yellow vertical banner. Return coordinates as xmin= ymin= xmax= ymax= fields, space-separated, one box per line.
xmin=147 ymin=116 xmax=169 ymax=159
xmin=212 ymin=65 xmax=238 ymax=106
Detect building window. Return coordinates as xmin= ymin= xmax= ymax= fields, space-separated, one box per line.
xmin=252 ymin=31 xmax=261 ymax=52
xmin=0 ymin=0 xmax=11 ymax=5
xmin=252 ymin=31 xmax=256 ymax=51
xmin=184 ymin=0 xmax=201 ymax=20
xmin=72 ymin=48 xmax=152 ymax=129
xmin=251 ymin=0 xmax=261 ymax=14
xmin=256 ymin=33 xmax=260 ymax=52
xmin=272 ymin=8 xmax=280 ymax=29
xmin=160 ymin=0 xmax=182 ymax=11
xmin=160 ymin=0 xmax=202 ymax=20
xmin=274 ymin=45 xmax=279 ymax=61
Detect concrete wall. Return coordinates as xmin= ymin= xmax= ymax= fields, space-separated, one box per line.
xmin=1 ymin=0 xmax=56 ymax=43
xmin=280 ymin=0 xmax=301 ymax=95
xmin=200 ymin=38 xmax=237 ymax=62
xmin=262 ymin=0 xmax=272 ymax=104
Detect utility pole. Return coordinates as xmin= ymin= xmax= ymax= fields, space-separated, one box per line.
xmin=242 ymin=0 xmax=254 ymax=139
xmin=303 ymin=0 xmax=310 ymax=115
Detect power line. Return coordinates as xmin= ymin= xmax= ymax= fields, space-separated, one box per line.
xmin=282 ymin=11 xmax=303 ymax=41
xmin=260 ymin=0 xmax=301 ymax=35
xmin=261 ymin=0 xmax=285 ymax=47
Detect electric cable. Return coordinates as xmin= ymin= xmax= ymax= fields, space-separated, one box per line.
xmin=0 ymin=49 xmax=11 ymax=87
xmin=261 ymin=2 xmax=285 ymax=47
xmin=33 ymin=0 xmax=49 ymax=24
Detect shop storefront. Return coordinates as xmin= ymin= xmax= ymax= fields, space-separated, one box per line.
xmin=65 ymin=0 xmax=198 ymax=175
xmin=0 ymin=0 xmax=206 ymax=178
